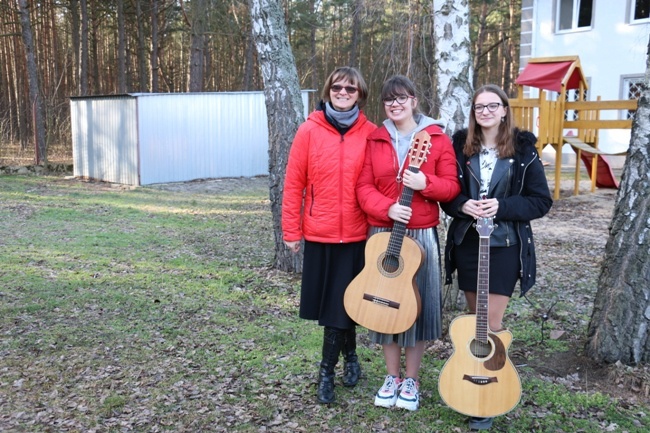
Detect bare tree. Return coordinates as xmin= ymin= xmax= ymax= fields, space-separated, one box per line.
xmin=472 ymin=1 xmax=489 ymax=88
xmin=248 ymin=0 xmax=305 ymax=272
xmin=69 ymin=0 xmax=80 ymax=92
xmin=585 ymin=35 xmax=650 ymax=365
xmin=135 ymin=0 xmax=148 ymax=91
xmin=151 ymin=0 xmax=159 ymax=92
xmin=79 ymin=0 xmax=89 ymax=95
xmin=16 ymin=0 xmax=47 ymax=164
xmin=117 ymin=0 xmax=127 ymax=93
xmin=432 ymin=0 xmax=473 ymax=135
xmin=349 ymin=0 xmax=362 ymax=67
xmin=181 ymin=0 xmax=207 ymax=92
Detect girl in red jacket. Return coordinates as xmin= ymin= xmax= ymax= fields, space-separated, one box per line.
xmin=356 ymin=75 xmax=460 ymax=411
xmin=281 ymin=67 xmax=377 ymax=404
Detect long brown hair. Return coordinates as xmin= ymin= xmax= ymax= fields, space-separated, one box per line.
xmin=321 ymin=66 xmax=369 ymax=109
xmin=464 ymin=84 xmax=515 ymax=158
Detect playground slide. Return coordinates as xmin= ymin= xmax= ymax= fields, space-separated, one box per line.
xmin=577 ymin=150 xmax=619 ymax=189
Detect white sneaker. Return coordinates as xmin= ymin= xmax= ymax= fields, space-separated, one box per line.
xmin=395 ymin=377 xmax=419 ymax=411
xmin=374 ymin=375 xmax=403 ymax=408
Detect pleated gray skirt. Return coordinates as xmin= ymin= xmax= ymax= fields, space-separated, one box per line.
xmin=367 ymin=225 xmax=443 ymax=347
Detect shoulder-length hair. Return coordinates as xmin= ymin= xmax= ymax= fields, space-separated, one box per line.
xmin=464 ymin=84 xmax=515 ymax=158
xmin=321 ymin=66 xmax=369 ymax=109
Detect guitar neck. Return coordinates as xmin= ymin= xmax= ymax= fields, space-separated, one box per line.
xmin=386 ymin=167 xmax=418 ymax=258
xmin=476 ymin=235 xmax=490 ymax=343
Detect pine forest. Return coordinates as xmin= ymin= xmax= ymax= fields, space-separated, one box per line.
xmin=0 ymin=0 xmax=522 ymax=164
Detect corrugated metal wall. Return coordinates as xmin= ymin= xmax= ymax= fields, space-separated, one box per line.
xmin=71 ymin=96 xmax=140 ymax=185
xmin=71 ymin=91 xmax=311 ymax=186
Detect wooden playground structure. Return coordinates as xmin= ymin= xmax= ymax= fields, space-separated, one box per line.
xmin=508 ymin=56 xmax=638 ymax=199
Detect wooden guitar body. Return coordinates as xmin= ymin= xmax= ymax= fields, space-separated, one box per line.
xmin=344 ymin=231 xmax=423 ymax=334
xmin=438 ymin=314 xmax=521 ymax=417
xmin=438 ymin=217 xmax=522 ymax=417
xmin=344 ymin=130 xmax=432 ymax=335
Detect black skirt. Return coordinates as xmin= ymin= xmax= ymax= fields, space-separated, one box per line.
xmin=454 ymin=229 xmax=520 ymax=297
xmin=299 ymin=240 xmax=366 ymax=329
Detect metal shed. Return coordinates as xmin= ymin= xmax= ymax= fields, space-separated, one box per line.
xmin=70 ymin=91 xmax=311 ymax=185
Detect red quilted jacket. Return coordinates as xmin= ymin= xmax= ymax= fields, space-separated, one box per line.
xmin=356 ymin=123 xmax=460 ymax=229
xmin=282 ymin=109 xmax=377 ymax=243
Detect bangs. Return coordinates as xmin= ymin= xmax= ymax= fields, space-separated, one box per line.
xmin=380 ymin=75 xmax=416 ymax=100
xmin=382 ymin=86 xmax=409 ymax=100
xmin=331 ymin=71 xmax=356 ymax=86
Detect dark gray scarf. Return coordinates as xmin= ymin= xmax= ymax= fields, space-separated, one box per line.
xmin=324 ymin=102 xmax=360 ymax=129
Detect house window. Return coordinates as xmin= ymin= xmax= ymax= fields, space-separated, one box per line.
xmin=557 ymin=0 xmax=594 ymax=32
xmin=623 ymin=77 xmax=644 ymax=120
xmin=631 ymin=0 xmax=650 ymax=22
xmin=564 ymin=87 xmax=589 ymax=121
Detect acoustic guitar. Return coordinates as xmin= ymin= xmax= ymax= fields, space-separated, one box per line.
xmin=438 ymin=217 xmax=522 ymax=417
xmin=343 ymin=130 xmax=431 ymax=335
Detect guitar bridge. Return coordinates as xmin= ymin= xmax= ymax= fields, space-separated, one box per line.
xmin=363 ymin=294 xmax=400 ymax=309
xmin=462 ymin=374 xmax=498 ymax=385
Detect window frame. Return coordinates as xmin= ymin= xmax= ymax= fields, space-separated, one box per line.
xmin=555 ymin=0 xmax=594 ymax=33
xmin=629 ymin=0 xmax=650 ymax=24
xmin=620 ymin=75 xmax=644 ymax=120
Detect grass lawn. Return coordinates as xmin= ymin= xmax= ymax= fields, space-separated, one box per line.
xmin=0 ymin=174 xmax=647 ymax=432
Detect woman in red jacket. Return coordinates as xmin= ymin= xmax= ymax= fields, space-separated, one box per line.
xmin=356 ymin=75 xmax=460 ymax=411
xmin=281 ymin=67 xmax=377 ymax=404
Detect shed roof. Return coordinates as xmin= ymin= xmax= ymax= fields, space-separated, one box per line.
xmin=516 ymin=56 xmax=588 ymax=92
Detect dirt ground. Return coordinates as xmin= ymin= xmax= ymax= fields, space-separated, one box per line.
xmin=518 ymin=181 xmax=650 ymax=405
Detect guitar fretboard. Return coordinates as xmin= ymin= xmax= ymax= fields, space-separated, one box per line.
xmin=386 ymin=167 xmax=418 ymax=259
xmin=475 ymin=232 xmax=490 ymax=345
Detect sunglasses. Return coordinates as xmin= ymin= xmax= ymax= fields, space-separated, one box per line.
xmin=330 ymin=85 xmax=358 ymax=94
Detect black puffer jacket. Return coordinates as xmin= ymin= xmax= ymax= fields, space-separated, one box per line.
xmin=440 ymin=128 xmax=553 ymax=296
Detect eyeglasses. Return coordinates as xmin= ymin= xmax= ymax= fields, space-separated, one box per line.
xmin=473 ymin=103 xmax=503 ymax=113
xmin=382 ymin=95 xmax=414 ymax=106
xmin=330 ymin=85 xmax=358 ymax=94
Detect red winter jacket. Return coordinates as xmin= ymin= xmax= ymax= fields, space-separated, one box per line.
xmin=282 ymin=109 xmax=377 ymax=243
xmin=356 ymin=123 xmax=460 ymax=229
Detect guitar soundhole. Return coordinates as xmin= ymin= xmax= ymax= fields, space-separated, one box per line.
xmin=378 ymin=253 xmax=403 ymax=276
xmin=470 ymin=339 xmax=493 ymax=359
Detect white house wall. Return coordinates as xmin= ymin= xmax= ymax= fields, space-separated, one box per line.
xmin=524 ymin=0 xmax=650 ymax=152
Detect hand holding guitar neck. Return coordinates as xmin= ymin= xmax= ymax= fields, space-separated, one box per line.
xmin=401 ymin=168 xmax=426 ymax=191
xmin=388 ymin=203 xmax=412 ymax=225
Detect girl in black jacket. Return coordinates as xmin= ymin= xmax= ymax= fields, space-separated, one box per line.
xmin=440 ymin=84 xmax=553 ymax=430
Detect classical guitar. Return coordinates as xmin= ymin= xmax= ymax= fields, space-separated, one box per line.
xmin=343 ymin=130 xmax=430 ymax=335
xmin=438 ymin=217 xmax=522 ymax=417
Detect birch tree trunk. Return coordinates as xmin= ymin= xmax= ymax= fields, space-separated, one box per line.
xmin=432 ymin=0 xmax=473 ymax=135
xmin=585 ymin=35 xmax=650 ymax=365
xmin=17 ymin=0 xmax=47 ymax=164
xmin=248 ymin=0 xmax=305 ymax=272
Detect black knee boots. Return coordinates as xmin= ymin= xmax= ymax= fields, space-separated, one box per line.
xmin=317 ymin=327 xmax=343 ymax=403
xmin=342 ymin=327 xmax=361 ymax=387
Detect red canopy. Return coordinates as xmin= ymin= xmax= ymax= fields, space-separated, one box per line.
xmin=515 ymin=60 xmax=584 ymax=92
